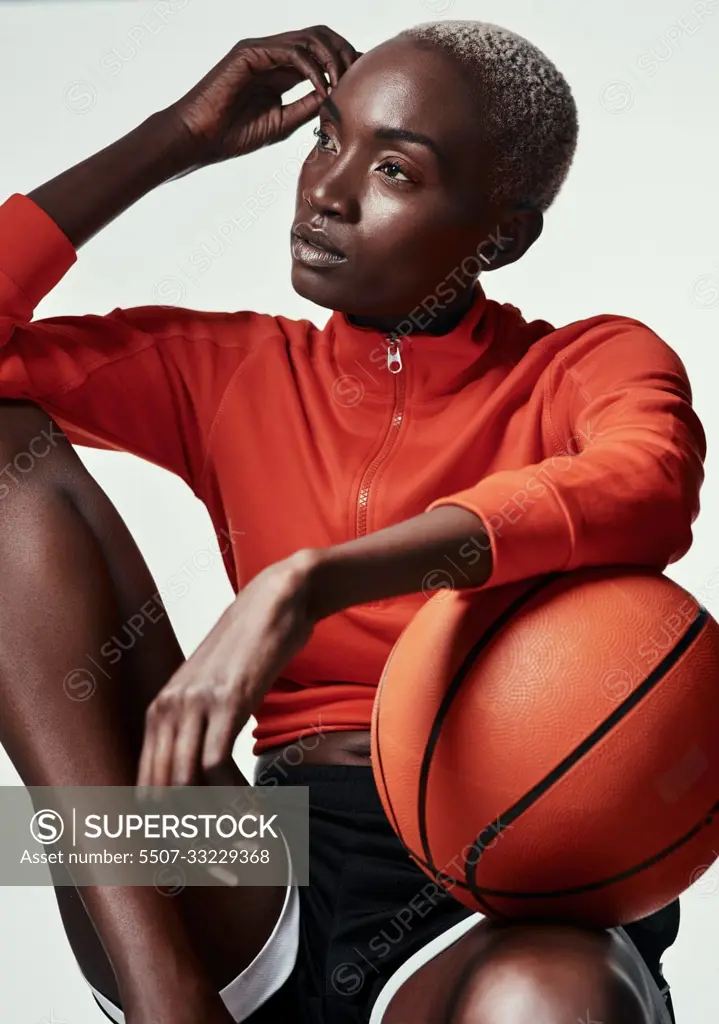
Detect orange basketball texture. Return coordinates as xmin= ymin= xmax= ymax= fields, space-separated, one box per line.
xmin=370 ymin=566 xmax=719 ymax=928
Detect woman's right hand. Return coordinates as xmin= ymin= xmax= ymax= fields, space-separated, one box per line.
xmin=166 ymin=25 xmax=362 ymax=167
xmin=28 ymin=26 xmax=360 ymax=248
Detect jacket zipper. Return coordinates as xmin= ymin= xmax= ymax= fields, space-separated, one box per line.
xmin=355 ymin=334 xmax=407 ymax=571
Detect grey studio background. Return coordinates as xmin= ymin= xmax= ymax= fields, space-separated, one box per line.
xmin=1 ymin=0 xmax=718 ymax=1021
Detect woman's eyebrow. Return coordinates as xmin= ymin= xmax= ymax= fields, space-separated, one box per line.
xmin=318 ymin=97 xmax=442 ymax=161
xmin=374 ymin=126 xmax=442 ymax=161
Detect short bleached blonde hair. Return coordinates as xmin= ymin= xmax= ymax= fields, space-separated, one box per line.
xmin=399 ymin=20 xmax=578 ymax=212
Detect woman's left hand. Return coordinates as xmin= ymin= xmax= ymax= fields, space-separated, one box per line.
xmin=136 ymin=550 xmax=319 ymax=787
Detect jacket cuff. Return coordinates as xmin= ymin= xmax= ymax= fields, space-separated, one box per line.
xmin=0 ymin=193 xmax=77 ymax=311
xmin=425 ymin=470 xmax=574 ymax=590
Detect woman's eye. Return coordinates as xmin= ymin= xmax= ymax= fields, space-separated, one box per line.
xmin=377 ymin=160 xmax=414 ymax=183
xmin=311 ymin=127 xmax=413 ymax=184
xmin=312 ymin=126 xmax=334 ymax=150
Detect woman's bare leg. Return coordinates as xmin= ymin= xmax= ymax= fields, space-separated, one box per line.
xmin=0 ymin=400 xmax=285 ymax=1007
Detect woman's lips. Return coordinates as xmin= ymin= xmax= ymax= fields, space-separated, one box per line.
xmin=291 ymin=234 xmax=348 ymax=267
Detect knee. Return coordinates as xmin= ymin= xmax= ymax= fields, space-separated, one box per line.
xmin=446 ymin=924 xmax=650 ymax=1024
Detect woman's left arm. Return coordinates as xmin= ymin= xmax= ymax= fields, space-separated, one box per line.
xmin=308 ymin=323 xmax=706 ymax=617
xmin=138 ymin=322 xmax=706 ymax=785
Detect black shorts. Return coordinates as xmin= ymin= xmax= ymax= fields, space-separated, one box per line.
xmin=247 ymin=762 xmax=680 ymax=1024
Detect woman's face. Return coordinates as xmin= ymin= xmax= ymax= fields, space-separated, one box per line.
xmin=291 ymin=37 xmax=528 ymax=318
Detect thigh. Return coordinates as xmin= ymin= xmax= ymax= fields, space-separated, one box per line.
xmin=0 ymin=401 xmax=287 ymax=1001
xmin=0 ymin=399 xmax=186 ymax=738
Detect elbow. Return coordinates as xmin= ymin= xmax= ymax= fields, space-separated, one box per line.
xmin=579 ymin=445 xmax=704 ymax=574
xmin=643 ymin=463 xmax=703 ymax=569
xmin=654 ymin=519 xmax=694 ymax=569
xmin=662 ymin=498 xmax=699 ymax=567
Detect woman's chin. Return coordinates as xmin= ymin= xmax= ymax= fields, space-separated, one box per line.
xmin=290 ymin=264 xmax=353 ymax=311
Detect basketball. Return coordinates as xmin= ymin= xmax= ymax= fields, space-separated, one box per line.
xmin=371 ymin=566 xmax=719 ymax=928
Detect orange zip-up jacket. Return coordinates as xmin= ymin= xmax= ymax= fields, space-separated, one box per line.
xmin=0 ymin=193 xmax=707 ymax=753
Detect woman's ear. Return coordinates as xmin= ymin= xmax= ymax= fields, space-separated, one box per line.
xmin=479 ymin=206 xmax=544 ymax=272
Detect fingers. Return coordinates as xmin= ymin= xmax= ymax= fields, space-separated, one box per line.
xmin=201 ymin=709 xmax=244 ymax=786
xmin=273 ymin=28 xmax=362 ymax=138
xmin=137 ymin=702 xmax=177 ymax=789
xmin=137 ymin=697 xmax=206 ymax=788
xmin=169 ymin=707 xmax=207 ymax=785
xmin=279 ymin=88 xmax=326 ymax=139
xmin=136 ymin=694 xmax=245 ymax=789
xmin=311 ymin=25 xmax=363 ymax=78
xmin=275 ymin=44 xmax=331 ymax=100
xmin=284 ymin=25 xmax=362 ymax=93
xmin=300 ymin=30 xmax=346 ymax=90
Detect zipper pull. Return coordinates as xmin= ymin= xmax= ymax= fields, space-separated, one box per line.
xmin=386 ymin=335 xmax=403 ymax=374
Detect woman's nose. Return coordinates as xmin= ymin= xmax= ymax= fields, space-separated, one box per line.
xmin=301 ymin=161 xmax=357 ymax=219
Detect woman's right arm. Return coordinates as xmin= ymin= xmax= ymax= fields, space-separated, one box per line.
xmin=28 ymin=109 xmax=199 ymax=249
xmin=1 ymin=27 xmax=360 ymax=487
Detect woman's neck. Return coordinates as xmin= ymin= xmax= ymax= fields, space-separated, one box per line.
xmin=346 ymin=282 xmax=478 ymax=337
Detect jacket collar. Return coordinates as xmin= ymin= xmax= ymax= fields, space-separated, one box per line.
xmin=325 ymin=282 xmax=494 ymax=401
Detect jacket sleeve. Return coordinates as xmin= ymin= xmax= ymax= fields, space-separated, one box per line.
xmin=0 ymin=193 xmax=275 ymax=495
xmin=425 ymin=320 xmax=707 ymax=590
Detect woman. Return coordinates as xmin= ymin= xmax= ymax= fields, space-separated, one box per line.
xmin=0 ymin=18 xmax=704 ymax=1024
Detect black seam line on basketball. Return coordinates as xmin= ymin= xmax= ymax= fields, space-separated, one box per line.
xmin=405 ymin=794 xmax=719 ymax=898
xmin=468 ymin=795 xmax=719 ymax=899
xmin=464 ymin=603 xmax=710 ymax=902
xmin=416 ymin=572 xmax=563 ymax=915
